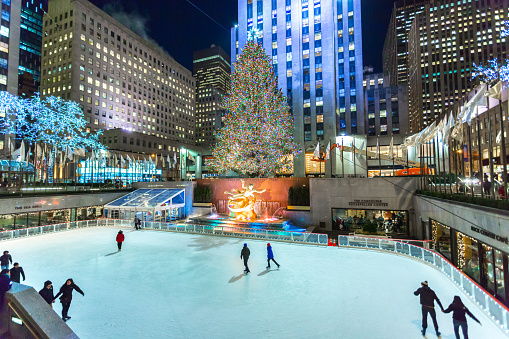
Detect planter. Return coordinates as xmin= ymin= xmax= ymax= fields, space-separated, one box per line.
xmin=192 ymin=203 xmax=213 ymax=207
xmin=287 ymin=205 xmax=310 ymax=211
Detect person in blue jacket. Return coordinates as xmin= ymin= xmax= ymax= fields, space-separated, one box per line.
xmin=266 ymin=243 xmax=280 ymax=269
xmin=0 ymin=269 xmax=12 ymax=304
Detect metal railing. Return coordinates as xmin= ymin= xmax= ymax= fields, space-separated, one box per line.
xmin=141 ymin=221 xmax=329 ymax=245
xmin=338 ymin=235 xmax=509 ymax=335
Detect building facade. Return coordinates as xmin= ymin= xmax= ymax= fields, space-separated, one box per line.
xmin=407 ymin=0 xmax=509 ymax=132
xmin=0 ymin=0 xmax=45 ymax=95
xmin=382 ymin=0 xmax=429 ymax=87
xmin=232 ymin=0 xmax=364 ymax=177
xmin=40 ymin=0 xmax=196 ymax=151
xmin=193 ymin=44 xmax=230 ymax=146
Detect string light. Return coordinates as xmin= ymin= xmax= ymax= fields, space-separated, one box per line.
xmin=210 ymin=41 xmax=301 ymax=177
xmin=473 ymin=22 xmax=509 ymax=83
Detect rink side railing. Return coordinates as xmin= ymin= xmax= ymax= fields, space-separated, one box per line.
xmin=338 ymin=235 xmax=509 ymax=336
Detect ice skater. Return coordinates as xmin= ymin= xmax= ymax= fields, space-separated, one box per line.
xmin=0 ymin=250 xmax=12 ymax=270
xmin=134 ymin=216 xmax=140 ymax=230
xmin=54 ymin=278 xmax=84 ymax=321
xmin=116 ymin=230 xmax=125 ymax=251
xmin=9 ymin=263 xmax=25 ymax=283
xmin=266 ymin=243 xmax=280 ymax=269
xmin=241 ymin=243 xmax=250 ymax=274
xmin=39 ymin=280 xmax=56 ymax=307
xmin=443 ymin=296 xmax=481 ymax=339
xmin=414 ymin=280 xmax=444 ymax=336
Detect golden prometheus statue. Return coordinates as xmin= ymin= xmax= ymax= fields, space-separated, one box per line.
xmin=224 ymin=180 xmax=266 ymax=221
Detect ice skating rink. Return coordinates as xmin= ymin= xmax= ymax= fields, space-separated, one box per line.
xmin=3 ymin=226 xmax=506 ymax=339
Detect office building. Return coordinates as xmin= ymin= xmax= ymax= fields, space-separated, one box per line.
xmin=382 ymin=0 xmax=429 ymax=86
xmin=407 ymin=0 xmax=509 ymax=132
xmin=0 ymin=0 xmax=46 ymax=95
xmin=363 ymin=72 xmax=409 ymax=138
xmin=193 ymin=44 xmax=230 ymax=146
xmin=40 ymin=0 xmax=196 ymax=152
xmin=232 ymin=0 xmax=364 ymax=177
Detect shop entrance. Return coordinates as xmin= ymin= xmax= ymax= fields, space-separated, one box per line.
xmin=332 ymin=208 xmax=408 ymax=235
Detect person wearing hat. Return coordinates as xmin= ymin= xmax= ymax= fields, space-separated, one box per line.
xmin=414 ymin=280 xmax=444 ymax=336
xmin=266 ymin=243 xmax=280 ymax=269
xmin=116 ymin=230 xmax=125 ymax=251
xmin=240 ymin=243 xmax=250 ymax=274
xmin=39 ymin=280 xmax=56 ymax=307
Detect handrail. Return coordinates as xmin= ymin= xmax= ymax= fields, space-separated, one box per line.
xmin=337 ymin=234 xmax=509 ymax=335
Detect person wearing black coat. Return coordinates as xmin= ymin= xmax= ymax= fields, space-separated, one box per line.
xmin=0 ymin=251 xmax=12 ymax=270
xmin=443 ymin=296 xmax=481 ymax=339
xmin=9 ymin=263 xmax=25 ymax=283
xmin=39 ymin=280 xmax=55 ymax=307
xmin=240 ymin=243 xmax=250 ymax=274
xmin=414 ymin=281 xmax=444 ymax=336
xmin=54 ymin=278 xmax=84 ymax=321
xmin=0 ymin=269 xmax=12 ymax=304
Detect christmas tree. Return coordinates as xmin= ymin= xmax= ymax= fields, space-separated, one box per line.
xmin=210 ymin=40 xmax=300 ymax=177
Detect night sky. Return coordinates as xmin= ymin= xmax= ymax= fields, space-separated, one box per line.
xmin=87 ymin=0 xmax=397 ymax=73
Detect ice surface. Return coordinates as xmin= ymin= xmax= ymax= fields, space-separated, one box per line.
xmin=3 ymin=227 xmax=507 ymax=339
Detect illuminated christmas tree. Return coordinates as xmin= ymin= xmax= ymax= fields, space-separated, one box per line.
xmin=210 ymin=40 xmax=300 ymax=177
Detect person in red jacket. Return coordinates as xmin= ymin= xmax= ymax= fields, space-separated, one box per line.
xmin=116 ymin=230 xmax=125 ymax=251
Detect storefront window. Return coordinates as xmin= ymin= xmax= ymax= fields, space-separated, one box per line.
xmin=15 ymin=213 xmax=28 ymax=229
xmin=332 ymin=208 xmax=408 ymax=234
xmin=0 ymin=214 xmax=14 ymax=231
xmin=432 ymin=220 xmax=453 ymax=262
xmin=483 ymin=244 xmax=495 ymax=295
xmin=27 ymin=212 xmax=40 ymax=228
xmin=457 ymin=233 xmax=480 ymax=282
xmin=495 ymin=249 xmax=506 ymax=302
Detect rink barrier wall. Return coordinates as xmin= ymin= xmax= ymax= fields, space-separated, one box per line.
xmin=139 ymin=221 xmax=329 ymax=245
xmin=337 ymin=235 xmax=509 ymax=336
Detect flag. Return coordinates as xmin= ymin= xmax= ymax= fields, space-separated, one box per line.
xmin=356 ymin=140 xmax=364 ymax=160
xmin=173 ymin=152 xmax=177 ymax=165
xmin=160 ymin=154 xmax=165 ymax=168
xmin=443 ymin=111 xmax=455 ymax=145
xmin=313 ymin=142 xmax=320 ymax=159
xmin=120 ymin=154 xmax=126 ymax=168
xmin=389 ymin=136 xmax=394 ymax=158
xmin=167 ymin=154 xmax=171 ymax=168
xmin=126 ymin=154 xmax=132 ymax=167
xmin=12 ymin=141 xmax=25 ymax=162
xmin=66 ymin=146 xmax=74 ymax=161
xmin=188 ymin=152 xmax=195 ymax=164
xmin=376 ymin=137 xmax=380 ymax=159
xmin=460 ymin=84 xmax=487 ymax=125
xmin=497 ymin=130 xmax=502 ymax=144
xmin=325 ymin=141 xmax=330 ymax=160
xmin=486 ymin=81 xmax=504 ymax=100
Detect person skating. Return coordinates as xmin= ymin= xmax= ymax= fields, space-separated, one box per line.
xmin=39 ymin=280 xmax=56 ymax=307
xmin=134 ymin=216 xmax=140 ymax=230
xmin=241 ymin=243 xmax=250 ymax=274
xmin=116 ymin=230 xmax=125 ymax=251
xmin=0 ymin=269 xmax=12 ymax=304
xmin=0 ymin=250 xmax=12 ymax=270
xmin=443 ymin=296 xmax=481 ymax=339
xmin=54 ymin=278 xmax=84 ymax=321
xmin=266 ymin=243 xmax=280 ymax=269
xmin=414 ymin=280 xmax=444 ymax=336
xmin=9 ymin=263 xmax=25 ymax=283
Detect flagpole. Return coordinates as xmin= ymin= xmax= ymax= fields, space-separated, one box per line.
xmin=353 ymin=138 xmax=356 ymax=178
xmin=487 ymin=93 xmax=495 ymax=199
xmin=392 ymin=136 xmax=395 ymax=177
xmin=378 ymin=136 xmax=381 ymax=177
xmin=330 ymin=138 xmax=333 ymax=177
xmin=476 ymin=113 xmax=484 ymax=198
xmin=341 ymin=138 xmax=344 ymax=178
xmin=499 ymin=88 xmax=508 ymax=200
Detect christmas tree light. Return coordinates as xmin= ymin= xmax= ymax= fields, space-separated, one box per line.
xmin=0 ymin=92 xmax=105 ymax=152
xmin=473 ymin=22 xmax=509 ymax=83
xmin=210 ymin=41 xmax=300 ymax=177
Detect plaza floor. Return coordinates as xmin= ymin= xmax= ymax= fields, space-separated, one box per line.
xmin=3 ymin=226 xmax=506 ymax=338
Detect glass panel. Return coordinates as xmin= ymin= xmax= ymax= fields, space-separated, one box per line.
xmin=482 ymin=244 xmax=495 ymax=295
xmin=332 ymin=208 xmax=408 ymax=235
xmin=15 ymin=213 xmax=28 ymax=229
xmin=495 ymin=249 xmax=506 ymax=302
xmin=457 ymin=233 xmax=480 ymax=283
xmin=433 ymin=220 xmax=452 ymax=262
xmin=0 ymin=214 xmax=14 ymax=231
xmin=27 ymin=212 xmax=40 ymax=228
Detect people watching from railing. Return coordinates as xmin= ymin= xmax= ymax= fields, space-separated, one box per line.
xmin=39 ymin=280 xmax=56 ymax=308
xmin=414 ymin=281 xmax=444 ymax=337
xmin=0 ymin=269 xmax=12 ymax=304
xmin=54 ymin=278 xmax=85 ymax=322
xmin=9 ymin=263 xmax=25 ymax=284
xmin=0 ymin=251 xmax=12 ymax=271
xmin=443 ymin=296 xmax=481 ymax=339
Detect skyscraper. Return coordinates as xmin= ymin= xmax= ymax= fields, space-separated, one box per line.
xmin=382 ymin=0 xmax=429 ymax=86
xmin=193 ymin=44 xmax=231 ymax=146
xmin=407 ymin=0 xmax=509 ymax=132
xmin=0 ymin=0 xmax=46 ymax=95
xmin=232 ymin=0 xmax=364 ymax=177
xmin=40 ymin=0 xmax=196 ymax=151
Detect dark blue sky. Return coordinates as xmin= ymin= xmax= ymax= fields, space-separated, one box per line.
xmin=88 ymin=0 xmax=396 ymax=72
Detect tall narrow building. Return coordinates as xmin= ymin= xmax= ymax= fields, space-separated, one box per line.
xmin=0 ymin=0 xmax=46 ymax=95
xmin=407 ymin=0 xmax=509 ymax=132
xmin=40 ymin=0 xmax=196 ymax=153
xmin=232 ymin=0 xmax=364 ymax=177
xmin=382 ymin=0 xmax=429 ymax=86
xmin=193 ymin=44 xmax=231 ymax=146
